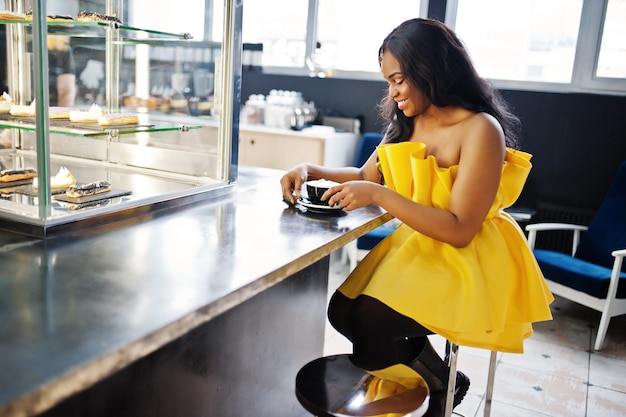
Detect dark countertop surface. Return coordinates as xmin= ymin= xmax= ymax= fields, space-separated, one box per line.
xmin=0 ymin=165 xmax=391 ymax=417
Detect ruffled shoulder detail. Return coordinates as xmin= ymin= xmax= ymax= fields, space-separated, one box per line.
xmin=376 ymin=142 xmax=533 ymax=212
xmin=499 ymin=149 xmax=533 ymax=209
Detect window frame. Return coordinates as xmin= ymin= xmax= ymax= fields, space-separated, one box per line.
xmin=251 ymin=0 xmax=626 ymax=96
xmin=573 ymin=0 xmax=625 ymax=93
xmin=250 ymin=0 xmax=428 ymax=80
xmin=447 ymin=0 xmax=625 ymax=96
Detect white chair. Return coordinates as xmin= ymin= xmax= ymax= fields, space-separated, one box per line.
xmin=341 ymin=221 xmax=398 ymax=270
xmin=525 ymin=161 xmax=626 ymax=351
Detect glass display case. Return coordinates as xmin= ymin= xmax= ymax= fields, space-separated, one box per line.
xmin=0 ymin=0 xmax=241 ymax=237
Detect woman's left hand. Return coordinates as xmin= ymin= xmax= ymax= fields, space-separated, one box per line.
xmin=324 ymin=180 xmax=381 ymax=211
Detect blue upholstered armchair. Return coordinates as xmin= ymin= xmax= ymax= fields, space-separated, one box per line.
xmin=526 ymin=161 xmax=626 ymax=351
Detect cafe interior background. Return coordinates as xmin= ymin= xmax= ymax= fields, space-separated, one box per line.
xmin=1 ymin=0 xmax=625 ymax=416
xmin=234 ymin=0 xmax=626 ymax=248
xmin=7 ymin=0 xmax=620 ymax=243
xmin=2 ymin=0 xmax=625 ymax=241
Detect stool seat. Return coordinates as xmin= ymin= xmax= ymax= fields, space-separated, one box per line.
xmin=295 ymin=354 xmax=429 ymax=417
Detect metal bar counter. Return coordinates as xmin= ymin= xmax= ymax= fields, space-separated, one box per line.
xmin=0 ymin=166 xmax=391 ymax=417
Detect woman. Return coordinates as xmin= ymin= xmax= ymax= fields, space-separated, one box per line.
xmin=47 ymin=35 xmax=77 ymax=107
xmin=281 ymin=18 xmax=553 ymax=415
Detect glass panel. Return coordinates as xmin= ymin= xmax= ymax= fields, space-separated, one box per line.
xmin=454 ymin=0 xmax=583 ymax=83
xmin=316 ymin=0 xmax=422 ymax=74
xmin=596 ymin=0 xmax=626 ymax=78
xmin=241 ymin=0 xmax=309 ymax=67
xmin=128 ymin=0 xmax=205 ymax=40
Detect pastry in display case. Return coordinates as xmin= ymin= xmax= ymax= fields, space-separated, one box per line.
xmin=0 ymin=92 xmax=14 ymax=112
xmin=0 ymin=167 xmax=37 ymax=182
xmin=0 ymin=0 xmax=242 ymax=237
xmin=32 ymin=166 xmax=75 ymax=190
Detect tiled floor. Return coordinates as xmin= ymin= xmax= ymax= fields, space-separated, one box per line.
xmin=323 ymin=251 xmax=626 ymax=417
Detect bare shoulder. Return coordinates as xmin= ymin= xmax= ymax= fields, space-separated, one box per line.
xmin=452 ymin=112 xmax=506 ymax=175
xmin=446 ymin=108 xmax=503 ymax=140
xmin=461 ymin=112 xmax=505 ymax=150
xmin=463 ymin=112 xmax=503 ymax=134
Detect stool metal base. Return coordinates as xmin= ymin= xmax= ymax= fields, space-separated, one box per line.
xmin=296 ymin=354 xmax=429 ymax=417
xmin=445 ymin=342 xmax=497 ymax=417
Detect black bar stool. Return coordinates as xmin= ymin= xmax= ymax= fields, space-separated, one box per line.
xmin=296 ymin=341 xmax=498 ymax=417
xmin=295 ymin=354 xmax=430 ymax=417
xmin=444 ymin=341 xmax=497 ymax=417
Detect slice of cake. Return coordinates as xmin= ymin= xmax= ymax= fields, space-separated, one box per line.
xmin=32 ymin=167 xmax=76 ymax=190
xmin=69 ymin=103 xmax=105 ymax=123
xmin=25 ymin=10 xmax=74 ymax=21
xmin=10 ymin=101 xmax=35 ymax=117
xmin=98 ymin=112 xmax=139 ymax=126
xmin=0 ymin=92 xmax=14 ymax=113
xmin=0 ymin=10 xmax=26 ymax=20
xmin=50 ymin=106 xmax=79 ymax=120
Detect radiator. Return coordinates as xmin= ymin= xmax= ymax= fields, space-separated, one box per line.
xmin=531 ymin=203 xmax=596 ymax=254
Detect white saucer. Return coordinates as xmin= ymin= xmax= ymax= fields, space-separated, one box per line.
xmin=298 ymin=198 xmax=343 ymax=213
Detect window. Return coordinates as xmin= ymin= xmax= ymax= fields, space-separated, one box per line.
xmin=242 ymin=0 xmax=626 ymax=95
xmin=316 ymin=0 xmax=424 ymax=74
xmin=448 ymin=0 xmax=626 ymax=94
xmin=596 ymin=0 xmax=626 ymax=78
xmin=128 ymin=0 xmax=206 ymax=40
xmin=452 ymin=0 xmax=583 ymax=84
xmin=241 ymin=0 xmax=310 ymax=68
xmin=242 ymin=0 xmax=425 ymax=76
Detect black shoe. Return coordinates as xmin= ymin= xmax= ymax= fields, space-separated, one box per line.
xmin=423 ymin=371 xmax=471 ymax=417
xmin=453 ymin=371 xmax=470 ymax=407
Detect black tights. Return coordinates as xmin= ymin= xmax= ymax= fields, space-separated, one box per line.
xmin=328 ymin=291 xmax=433 ymax=371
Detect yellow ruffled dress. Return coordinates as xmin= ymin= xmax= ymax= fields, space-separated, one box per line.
xmin=338 ymin=142 xmax=554 ymax=353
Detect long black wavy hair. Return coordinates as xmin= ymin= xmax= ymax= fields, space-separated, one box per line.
xmin=378 ymin=18 xmax=521 ymax=149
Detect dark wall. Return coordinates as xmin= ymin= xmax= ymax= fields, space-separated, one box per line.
xmin=501 ymin=90 xmax=626 ymax=212
xmin=241 ymin=71 xmax=626 ymax=219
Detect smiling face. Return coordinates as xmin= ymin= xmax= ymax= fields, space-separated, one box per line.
xmin=380 ymin=50 xmax=431 ymax=118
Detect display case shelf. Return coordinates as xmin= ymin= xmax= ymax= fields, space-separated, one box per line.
xmin=0 ymin=114 xmax=202 ymax=137
xmin=1 ymin=19 xmax=192 ymax=40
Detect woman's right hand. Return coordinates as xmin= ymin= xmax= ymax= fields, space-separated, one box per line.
xmin=280 ymin=164 xmax=308 ymax=204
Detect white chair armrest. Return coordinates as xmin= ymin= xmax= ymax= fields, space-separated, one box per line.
xmin=611 ymin=248 xmax=626 ymax=258
xmin=525 ymin=223 xmax=589 ymax=232
xmin=525 ymin=223 xmax=589 ymax=254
